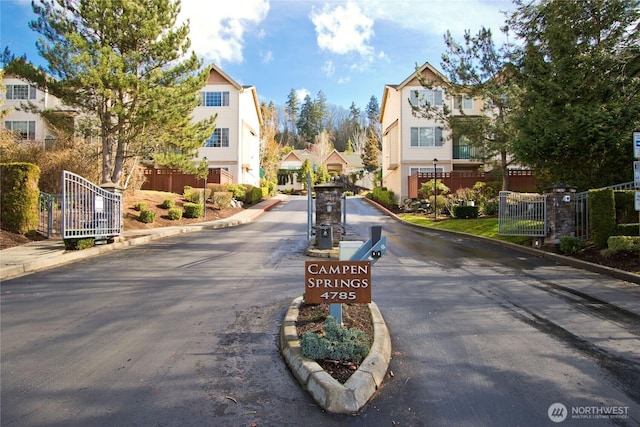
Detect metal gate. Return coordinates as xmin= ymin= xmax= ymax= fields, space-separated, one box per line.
xmin=62 ymin=171 xmax=123 ymax=240
xmin=38 ymin=192 xmax=62 ymax=238
xmin=575 ymin=181 xmax=636 ymax=241
xmin=498 ymin=191 xmax=547 ymax=237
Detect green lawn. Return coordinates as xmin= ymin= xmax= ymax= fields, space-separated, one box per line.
xmin=398 ymin=214 xmax=531 ymax=245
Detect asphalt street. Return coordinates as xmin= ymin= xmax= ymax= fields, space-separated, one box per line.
xmin=1 ymin=196 xmax=639 ymax=426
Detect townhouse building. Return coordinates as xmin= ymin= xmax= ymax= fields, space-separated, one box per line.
xmin=3 ymin=74 xmax=73 ymax=145
xmin=193 ymin=64 xmax=263 ymax=187
xmin=380 ymin=62 xmax=491 ymax=203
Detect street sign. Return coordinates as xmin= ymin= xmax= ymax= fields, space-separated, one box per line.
xmin=305 ymin=260 xmax=371 ymax=303
xmin=635 ymin=132 xmax=640 ymax=158
xmin=636 ymin=191 xmax=640 ymax=212
xmin=635 ymin=162 xmax=640 ymax=187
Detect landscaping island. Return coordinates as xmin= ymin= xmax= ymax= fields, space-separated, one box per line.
xmin=280 ymin=296 xmax=391 ymax=414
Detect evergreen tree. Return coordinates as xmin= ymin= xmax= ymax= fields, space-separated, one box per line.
xmin=8 ymin=0 xmax=215 ymax=185
xmin=509 ymin=0 xmax=640 ymax=190
xmin=297 ymin=94 xmax=316 ymax=144
xmin=348 ymin=102 xmax=362 ymax=130
xmin=283 ymin=88 xmax=299 ymax=146
xmin=260 ymin=101 xmax=280 ymax=188
xmin=412 ymin=27 xmax=520 ymax=191
xmin=365 ymin=95 xmax=380 ymax=128
xmin=365 ymin=95 xmax=381 ymax=151
xmin=361 ymin=127 xmax=380 ymax=172
xmin=314 ymin=90 xmax=328 ymax=134
xmin=315 ymin=163 xmax=331 ymax=184
xmin=297 ymin=158 xmax=314 ymax=189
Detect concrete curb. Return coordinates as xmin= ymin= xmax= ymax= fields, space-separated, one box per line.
xmin=280 ymin=296 xmax=391 ymax=414
xmin=363 ymin=197 xmax=640 ymax=285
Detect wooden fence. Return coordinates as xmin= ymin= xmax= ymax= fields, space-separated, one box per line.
xmin=141 ymin=168 xmax=234 ymax=193
xmin=408 ymin=170 xmax=537 ymax=198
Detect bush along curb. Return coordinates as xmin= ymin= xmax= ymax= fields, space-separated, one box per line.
xmin=280 ymin=296 xmax=391 ymax=414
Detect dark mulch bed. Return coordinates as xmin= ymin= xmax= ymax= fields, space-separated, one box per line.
xmin=569 ymin=243 xmax=640 ymax=274
xmin=296 ymin=302 xmax=373 ymax=384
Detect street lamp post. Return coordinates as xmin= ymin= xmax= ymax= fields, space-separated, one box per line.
xmin=433 ymin=158 xmax=438 ymax=221
xmin=203 ymin=156 xmax=208 ymax=219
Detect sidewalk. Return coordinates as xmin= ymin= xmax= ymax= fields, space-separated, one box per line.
xmin=0 ymin=194 xmax=288 ymax=280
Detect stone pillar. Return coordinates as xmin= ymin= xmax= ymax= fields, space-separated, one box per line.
xmin=314 ymin=182 xmax=344 ymax=246
xmin=544 ymin=183 xmax=577 ymax=245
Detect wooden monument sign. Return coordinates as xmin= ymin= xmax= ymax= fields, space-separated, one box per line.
xmin=304 ymin=260 xmax=371 ymax=304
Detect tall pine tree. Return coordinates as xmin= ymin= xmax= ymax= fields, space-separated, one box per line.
xmin=509 ymin=0 xmax=640 ymax=190
xmin=10 ymin=0 xmax=215 ymax=185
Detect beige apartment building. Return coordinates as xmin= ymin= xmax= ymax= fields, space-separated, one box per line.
xmin=193 ymin=64 xmax=263 ymax=187
xmin=379 ymin=62 xmax=488 ymax=202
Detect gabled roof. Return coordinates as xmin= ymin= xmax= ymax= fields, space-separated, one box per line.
xmin=380 ymin=62 xmax=450 ymax=123
xmin=206 ymin=64 xmax=263 ymax=126
xmin=207 ymin=63 xmax=243 ymax=90
xmin=324 ymin=149 xmax=349 ymax=166
xmin=281 ymin=149 xmax=312 ymax=164
xmin=397 ymin=62 xmax=449 ymax=90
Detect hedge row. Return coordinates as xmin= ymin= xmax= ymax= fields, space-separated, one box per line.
xmin=0 ymin=162 xmax=41 ymax=234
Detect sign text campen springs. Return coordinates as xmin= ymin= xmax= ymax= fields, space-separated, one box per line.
xmin=304 ymin=261 xmax=371 ymax=303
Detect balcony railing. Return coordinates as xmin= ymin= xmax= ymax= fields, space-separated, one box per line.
xmin=453 ymin=144 xmax=482 ymax=160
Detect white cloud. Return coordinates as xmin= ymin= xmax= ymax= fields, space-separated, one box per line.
xmin=322 ymin=60 xmax=335 ymax=77
xmin=363 ymin=0 xmax=513 ymax=43
xmin=179 ymin=0 xmax=270 ymax=65
xmin=296 ymin=88 xmax=311 ymax=102
xmin=261 ymin=49 xmax=274 ymax=64
xmin=310 ymin=2 xmax=374 ymax=57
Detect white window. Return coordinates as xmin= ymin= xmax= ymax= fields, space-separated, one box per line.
xmin=6 ymin=84 xmax=37 ymax=100
xmin=410 ymin=127 xmax=443 ymax=147
xmin=454 ymin=95 xmax=473 ymax=110
xmin=201 ymin=91 xmax=230 ymax=107
xmin=5 ymin=121 xmax=36 ymax=139
xmin=205 ymin=128 xmax=229 ymax=147
xmin=410 ymin=89 xmax=443 ymax=107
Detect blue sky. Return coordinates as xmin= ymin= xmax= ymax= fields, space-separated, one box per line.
xmin=1 ymin=0 xmax=515 ymax=111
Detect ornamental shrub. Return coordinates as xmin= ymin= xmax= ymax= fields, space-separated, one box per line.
xmin=63 ymin=237 xmax=95 ymax=250
xmin=480 ymin=199 xmax=499 ymax=216
xmin=133 ymin=201 xmax=147 ymax=211
xmin=589 ymin=188 xmax=616 ymax=248
xmin=369 ymin=186 xmax=395 ymax=209
xmin=606 ymin=236 xmax=640 ymax=253
xmin=183 ymin=203 xmax=203 ymax=218
xmin=213 ymin=191 xmax=233 ymax=209
xmin=228 ymin=184 xmax=246 ymax=201
xmin=559 ymin=236 xmax=582 ymax=255
xmin=208 ymin=184 xmax=228 ymax=193
xmin=183 ymin=187 xmax=202 ymax=203
xmin=166 ymin=208 xmax=182 ymax=220
xmin=617 ymin=223 xmax=640 ymax=236
xmin=0 ymin=162 xmax=40 ymax=234
xmin=160 ymin=198 xmax=175 ymax=209
xmin=138 ymin=209 xmax=156 ymax=223
xmin=244 ymin=185 xmax=263 ymax=205
xmin=451 ymin=205 xmax=479 ymax=219
xmin=300 ymin=316 xmax=370 ymax=363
